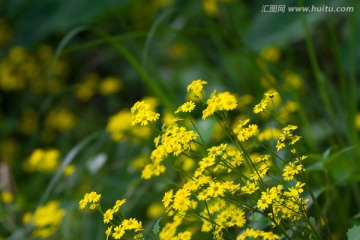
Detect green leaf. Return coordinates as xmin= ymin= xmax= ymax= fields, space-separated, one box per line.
xmin=152 ymin=217 xmax=164 ymax=236
xmin=323 ymin=146 xmax=354 ymax=167
xmin=347 ymin=225 xmax=360 ymax=240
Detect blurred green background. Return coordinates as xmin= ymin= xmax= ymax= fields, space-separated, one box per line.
xmin=1 ymin=0 xmax=360 ymax=239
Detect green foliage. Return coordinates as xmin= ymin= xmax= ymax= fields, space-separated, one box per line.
xmin=347 ymin=225 xmax=360 ymax=240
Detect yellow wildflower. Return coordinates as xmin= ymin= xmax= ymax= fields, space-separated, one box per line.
xmin=24 ymin=148 xmax=60 ymax=173
xmin=202 ymin=91 xmax=237 ymax=119
xmin=113 ymin=199 xmax=126 ymax=212
xmin=186 ymin=79 xmax=207 ymax=99
xmin=103 ymin=209 xmax=114 ymax=224
xmin=99 ymin=76 xmax=122 ymax=95
xmin=175 ymin=101 xmax=195 ymax=113
xmin=24 ymin=201 xmax=66 ymax=238
xmin=45 ymin=108 xmax=76 ymax=132
xmin=1 ymin=191 xmax=14 ymax=204
xmin=131 ymin=101 xmax=160 ymax=126
xmin=259 ymin=45 xmax=281 ymax=63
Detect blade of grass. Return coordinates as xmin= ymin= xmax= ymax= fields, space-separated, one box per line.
xmin=63 ymin=31 xmax=147 ymax=54
xmin=348 ymin=0 xmax=360 ymax=211
xmin=142 ymin=8 xmax=174 ymax=68
xmin=45 ymin=25 xmax=88 ymax=90
xmin=348 ymin=0 xmax=358 ymax=146
xmin=91 ymin=27 xmax=177 ymax=111
xmin=298 ymin=0 xmax=335 ymax=124
xmin=38 ymin=131 xmax=108 ymax=206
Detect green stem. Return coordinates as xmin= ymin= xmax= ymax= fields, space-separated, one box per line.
xmin=298 ymin=0 xmax=335 ymax=126
xmin=303 ymin=172 xmax=332 ymax=239
xmin=91 ymin=28 xmax=177 ymax=112
xmin=63 ymin=31 xmax=147 ymax=54
xmin=349 ymin=0 xmax=358 ymax=143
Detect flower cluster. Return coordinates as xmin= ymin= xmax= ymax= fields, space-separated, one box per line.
xmin=79 ymin=192 xmax=143 ymax=240
xmin=106 ymin=109 xmax=152 ymax=141
xmin=79 ymin=191 xmax=102 ymax=210
xmin=128 ymin=79 xmax=313 ymax=239
xmin=131 ymin=101 xmax=160 ymax=126
xmin=45 ymin=108 xmax=77 ymax=133
xmin=186 ymin=79 xmax=207 ymax=99
xmin=82 ymin=79 xmax=317 ymax=239
xmin=253 ymin=91 xmax=279 ymax=114
xmin=202 ymin=91 xmax=237 ymax=119
xmin=23 ymin=201 xmax=66 ymax=238
xmin=106 ymin=97 xmax=159 ymax=141
xmin=141 ymin=122 xmax=198 ymax=179
xmin=75 ymin=73 xmax=122 ymax=101
xmin=24 ymin=148 xmax=60 ymax=173
xmin=0 ymin=45 xmax=68 ymax=93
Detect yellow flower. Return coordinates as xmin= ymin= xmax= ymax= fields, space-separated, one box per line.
xmin=24 ymin=148 xmax=60 ymax=173
xmin=253 ymin=90 xmax=279 ymax=114
xmin=141 ymin=163 xmax=165 ymax=179
xmin=237 ymin=229 xmax=280 ymax=240
xmin=63 ymin=164 xmax=76 ymax=176
xmin=75 ymin=73 xmax=99 ymax=101
xmin=106 ymin=109 xmax=151 ymax=141
xmin=105 ymin=226 xmax=112 ymax=240
xmin=186 ymin=79 xmax=207 ymax=99
xmin=174 ymin=231 xmax=192 ymax=240
xmin=146 ymin=203 xmax=165 ymax=218
xmin=355 ymin=113 xmax=360 ymax=130
xmin=234 ymin=120 xmax=258 ymax=142
xmin=283 ymin=162 xmax=303 ymax=181
xmin=163 ymin=189 xmax=174 ymax=209
xmin=175 ymin=101 xmax=196 ymax=113
xmin=202 ymin=91 xmax=238 ymax=119
xmin=168 ymin=43 xmax=187 ymax=59
xmin=121 ymin=218 xmax=143 ymax=231
xmin=25 ymin=201 xmax=66 ymax=238
xmin=221 ymin=92 xmax=237 ymax=110
xmin=172 ymin=189 xmax=191 ymax=213
xmin=283 ymin=70 xmax=303 ymax=91
xmin=112 ymin=225 xmax=125 ymax=239
xmin=99 ymin=76 xmax=122 ymax=95
xmin=1 ymin=191 xmax=14 ymax=204
xmin=241 ymin=182 xmax=259 ymax=195
xmin=112 ymin=199 xmax=126 ymax=212
xmin=79 ymin=199 xmax=87 ymax=210
xmin=207 ymin=181 xmax=226 ymax=197
xmin=259 ymin=45 xmax=281 ymax=63
xmin=257 ymin=194 xmax=272 ymax=210
xmin=87 ymin=191 xmax=101 ymax=203
xmin=199 ymin=156 xmax=215 ymax=170
xmin=131 ymin=101 xmax=160 ymax=126
xmin=207 ymin=143 xmax=227 ymax=158
xmin=103 ymin=209 xmax=114 ymax=223
xmin=45 ymin=108 xmax=76 ymax=132
xmin=202 ymin=0 xmax=218 ymax=16
xmin=258 ymin=127 xmax=281 ymax=141
xmin=253 ymin=98 xmax=269 ymax=114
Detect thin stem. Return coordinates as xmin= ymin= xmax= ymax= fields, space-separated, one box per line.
xmin=302 ymin=172 xmax=332 ymax=239
xmin=298 ymin=0 xmax=335 ymax=125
